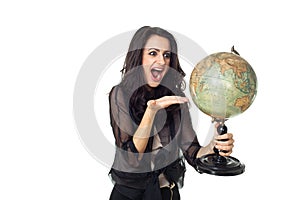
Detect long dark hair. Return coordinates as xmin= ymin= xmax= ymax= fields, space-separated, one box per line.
xmin=119 ymin=26 xmax=186 ymax=124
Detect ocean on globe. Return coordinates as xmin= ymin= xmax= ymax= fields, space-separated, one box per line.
xmin=189 ymin=52 xmax=257 ymax=119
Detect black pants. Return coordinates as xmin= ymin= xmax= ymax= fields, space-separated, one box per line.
xmin=109 ymin=184 xmax=180 ymax=200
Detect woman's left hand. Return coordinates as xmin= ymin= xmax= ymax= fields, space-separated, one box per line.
xmin=214 ymin=133 xmax=235 ymax=156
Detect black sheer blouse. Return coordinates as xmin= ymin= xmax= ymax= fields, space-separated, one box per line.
xmin=108 ymin=85 xmax=202 ymax=198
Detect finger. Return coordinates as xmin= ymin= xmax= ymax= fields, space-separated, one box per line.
xmin=166 ymin=96 xmax=189 ymax=103
xmin=219 ymin=150 xmax=233 ymax=157
xmin=215 ymin=144 xmax=234 ymax=151
xmin=158 ymin=96 xmax=188 ymax=107
xmin=215 ymin=138 xmax=234 ymax=146
xmin=215 ymin=133 xmax=233 ymax=140
xmin=215 ymin=144 xmax=233 ymax=156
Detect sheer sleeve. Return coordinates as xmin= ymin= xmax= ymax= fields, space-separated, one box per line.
xmin=178 ymin=103 xmax=202 ymax=169
xmin=109 ymin=86 xmax=145 ymax=169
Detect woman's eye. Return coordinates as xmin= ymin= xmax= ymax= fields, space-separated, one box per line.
xmin=149 ymin=51 xmax=157 ymax=56
xmin=164 ymin=52 xmax=171 ymax=58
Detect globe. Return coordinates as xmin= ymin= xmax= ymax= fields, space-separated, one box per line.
xmin=189 ymin=51 xmax=257 ymax=119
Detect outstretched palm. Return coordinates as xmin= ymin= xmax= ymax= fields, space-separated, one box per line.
xmin=147 ymin=96 xmax=189 ymax=111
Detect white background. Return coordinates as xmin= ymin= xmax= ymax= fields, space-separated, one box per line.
xmin=1 ymin=0 xmax=299 ymax=199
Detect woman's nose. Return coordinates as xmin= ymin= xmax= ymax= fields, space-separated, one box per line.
xmin=157 ymin=54 xmax=166 ymax=65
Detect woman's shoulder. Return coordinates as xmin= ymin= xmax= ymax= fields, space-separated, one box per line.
xmin=109 ymin=84 xmax=124 ymax=96
xmin=109 ymin=84 xmax=129 ymax=103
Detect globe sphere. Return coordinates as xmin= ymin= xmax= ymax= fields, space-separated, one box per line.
xmin=189 ymin=52 xmax=257 ymax=119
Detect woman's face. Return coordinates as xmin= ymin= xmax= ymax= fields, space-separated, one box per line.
xmin=142 ymin=35 xmax=171 ymax=87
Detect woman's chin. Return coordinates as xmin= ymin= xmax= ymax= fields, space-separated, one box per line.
xmin=147 ymin=82 xmax=160 ymax=88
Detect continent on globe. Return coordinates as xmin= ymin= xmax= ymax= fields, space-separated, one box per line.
xmin=189 ymin=51 xmax=257 ymax=119
xmin=234 ymin=96 xmax=250 ymax=112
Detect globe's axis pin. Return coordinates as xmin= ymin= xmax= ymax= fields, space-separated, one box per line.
xmin=231 ymin=45 xmax=240 ymax=56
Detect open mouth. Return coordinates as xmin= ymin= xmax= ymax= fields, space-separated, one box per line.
xmin=151 ymin=67 xmax=164 ymax=81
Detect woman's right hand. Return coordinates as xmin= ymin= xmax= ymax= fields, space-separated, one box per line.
xmin=147 ymin=96 xmax=189 ymax=112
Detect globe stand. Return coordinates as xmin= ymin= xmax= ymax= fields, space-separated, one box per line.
xmin=195 ymin=120 xmax=245 ymax=176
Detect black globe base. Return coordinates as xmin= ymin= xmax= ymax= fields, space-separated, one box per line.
xmin=195 ymin=154 xmax=245 ymax=176
xmin=195 ymin=122 xmax=245 ymax=176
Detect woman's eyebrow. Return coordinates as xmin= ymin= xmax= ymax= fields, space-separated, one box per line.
xmin=147 ymin=48 xmax=160 ymax=51
xmin=147 ymin=48 xmax=170 ymax=52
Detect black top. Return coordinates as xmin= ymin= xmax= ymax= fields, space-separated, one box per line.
xmin=108 ymin=85 xmax=202 ymax=199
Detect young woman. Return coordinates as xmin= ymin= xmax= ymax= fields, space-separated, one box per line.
xmin=108 ymin=26 xmax=234 ymax=200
